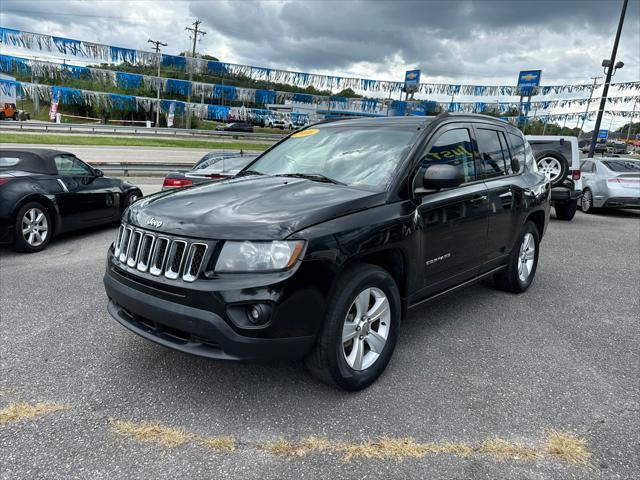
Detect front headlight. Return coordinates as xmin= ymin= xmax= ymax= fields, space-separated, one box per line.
xmin=215 ymin=240 xmax=305 ymax=272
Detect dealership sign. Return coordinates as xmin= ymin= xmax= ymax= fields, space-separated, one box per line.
xmin=597 ymin=129 xmax=609 ymax=140
xmin=404 ymin=69 xmax=421 ymax=93
xmin=517 ymin=70 xmax=542 ymax=96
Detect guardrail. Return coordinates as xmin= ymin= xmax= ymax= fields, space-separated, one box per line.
xmin=0 ymin=121 xmax=285 ymax=142
xmin=93 ymin=161 xmax=192 ymax=175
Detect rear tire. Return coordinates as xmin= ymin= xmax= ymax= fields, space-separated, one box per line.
xmin=494 ymin=221 xmax=539 ymax=293
xmin=554 ymin=199 xmax=577 ymax=221
xmin=13 ymin=202 xmax=52 ymax=253
xmin=305 ymin=263 xmax=401 ymax=391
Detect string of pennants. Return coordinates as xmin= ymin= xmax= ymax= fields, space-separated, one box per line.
xmin=2 ymin=79 xmax=637 ymax=125
xmin=2 ymin=26 xmax=640 ymax=97
xmin=1 ymin=54 xmax=638 ymax=117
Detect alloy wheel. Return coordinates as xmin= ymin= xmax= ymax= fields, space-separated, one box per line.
xmin=582 ymin=190 xmax=592 ymax=211
xmin=342 ymin=287 xmax=391 ymax=371
xmin=21 ymin=207 xmax=48 ymax=246
xmin=517 ymin=232 xmax=536 ymax=283
xmin=537 ymin=157 xmax=563 ymax=182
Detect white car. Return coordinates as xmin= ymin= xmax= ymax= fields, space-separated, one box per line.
xmin=526 ymin=135 xmax=582 ymax=221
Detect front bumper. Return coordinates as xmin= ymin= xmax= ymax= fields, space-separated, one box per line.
xmin=0 ymin=219 xmax=12 ymax=244
xmin=103 ymin=253 xmax=325 ymax=361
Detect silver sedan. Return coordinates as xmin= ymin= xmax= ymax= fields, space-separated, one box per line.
xmin=580 ymin=157 xmax=640 ymax=212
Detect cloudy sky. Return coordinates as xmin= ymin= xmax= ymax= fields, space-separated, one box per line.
xmin=1 ymin=0 xmax=639 ymax=126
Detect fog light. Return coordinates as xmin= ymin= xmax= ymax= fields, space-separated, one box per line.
xmin=247 ymin=304 xmax=268 ymax=325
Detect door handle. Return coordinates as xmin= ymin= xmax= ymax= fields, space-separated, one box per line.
xmin=469 ymin=195 xmax=487 ymax=205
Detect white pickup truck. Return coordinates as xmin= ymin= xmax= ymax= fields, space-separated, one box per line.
xmin=526 ymin=135 xmax=582 ymax=221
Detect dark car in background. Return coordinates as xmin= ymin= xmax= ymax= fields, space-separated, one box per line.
xmin=0 ymin=148 xmax=142 ymax=252
xmin=215 ymin=122 xmax=254 ymax=133
xmin=162 ymin=152 xmax=258 ymax=189
xmin=104 ymin=114 xmax=550 ymax=390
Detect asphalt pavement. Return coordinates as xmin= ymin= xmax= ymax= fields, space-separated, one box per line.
xmin=1 ymin=203 xmax=638 ymax=479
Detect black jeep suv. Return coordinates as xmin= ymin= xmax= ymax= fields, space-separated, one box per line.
xmin=104 ymin=114 xmax=550 ymax=390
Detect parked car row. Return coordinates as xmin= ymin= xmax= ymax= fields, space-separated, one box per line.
xmin=580 ymin=140 xmax=629 ymax=155
xmin=215 ymin=116 xmax=311 ymax=132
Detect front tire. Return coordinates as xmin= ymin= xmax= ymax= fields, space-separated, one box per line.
xmin=13 ymin=202 xmax=52 ymax=253
xmin=554 ymin=199 xmax=577 ymax=221
xmin=494 ymin=221 xmax=539 ymax=293
xmin=581 ymin=188 xmax=595 ymax=213
xmin=306 ymin=263 xmax=401 ymax=391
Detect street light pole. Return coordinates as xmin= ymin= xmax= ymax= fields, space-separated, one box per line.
xmin=148 ymin=38 xmax=167 ymax=128
xmin=588 ymin=0 xmax=628 ymax=158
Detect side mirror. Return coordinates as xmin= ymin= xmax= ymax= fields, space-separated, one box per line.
xmin=511 ymin=157 xmax=521 ymax=173
xmin=420 ymin=164 xmax=464 ymax=192
xmin=94 ymin=168 xmax=104 ymax=177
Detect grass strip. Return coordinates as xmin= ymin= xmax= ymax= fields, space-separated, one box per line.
xmin=0 ymin=402 xmax=67 ymax=424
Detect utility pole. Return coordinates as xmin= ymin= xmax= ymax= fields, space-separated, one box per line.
xmin=185 ymin=19 xmax=206 ymax=129
xmin=588 ymin=0 xmax=628 ymax=158
xmin=577 ymin=76 xmax=601 ymax=138
xmin=148 ymin=38 xmax=167 ymax=128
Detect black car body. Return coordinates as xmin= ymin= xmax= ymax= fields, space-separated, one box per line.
xmin=104 ymin=114 xmax=550 ymax=389
xmin=162 ymin=152 xmax=258 ymax=189
xmin=215 ymin=122 xmax=254 ymax=133
xmin=0 ymin=148 xmax=142 ymax=252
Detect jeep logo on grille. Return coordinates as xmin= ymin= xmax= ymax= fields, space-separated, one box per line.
xmin=146 ymin=217 xmax=163 ymax=228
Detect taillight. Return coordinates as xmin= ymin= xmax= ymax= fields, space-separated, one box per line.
xmin=0 ymin=178 xmax=11 ymax=186
xmin=162 ymin=177 xmax=193 ymax=188
xmin=570 ymin=169 xmax=581 ymax=180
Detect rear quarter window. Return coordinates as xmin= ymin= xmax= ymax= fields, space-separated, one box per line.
xmin=0 ymin=157 xmax=21 ymax=168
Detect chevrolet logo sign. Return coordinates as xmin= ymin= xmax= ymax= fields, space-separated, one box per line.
xmin=521 ymin=73 xmax=538 ymax=81
xmin=406 ymin=72 xmax=418 ymax=79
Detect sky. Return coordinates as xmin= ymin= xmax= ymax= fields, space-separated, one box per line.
xmin=1 ymin=0 xmax=639 ymax=128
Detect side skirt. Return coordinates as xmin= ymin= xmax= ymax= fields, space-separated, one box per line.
xmin=406 ymin=265 xmax=507 ymax=311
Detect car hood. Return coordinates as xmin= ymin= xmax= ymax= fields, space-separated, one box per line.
xmin=126 ymin=175 xmax=385 ymax=239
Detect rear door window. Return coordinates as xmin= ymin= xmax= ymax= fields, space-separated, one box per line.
xmin=475 ymin=128 xmax=508 ymax=179
xmin=580 ymin=160 xmax=595 ymax=173
xmin=0 ymin=157 xmax=21 ymax=168
xmin=422 ymin=128 xmax=476 ymax=183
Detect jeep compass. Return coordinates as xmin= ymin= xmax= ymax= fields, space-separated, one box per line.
xmin=104 ymin=114 xmax=550 ymax=390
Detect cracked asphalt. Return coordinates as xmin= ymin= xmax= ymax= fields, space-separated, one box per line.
xmin=1 ymin=187 xmax=638 ymax=479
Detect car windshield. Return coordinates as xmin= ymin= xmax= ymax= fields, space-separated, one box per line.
xmin=247 ymin=125 xmax=419 ymax=190
xmin=603 ymin=160 xmax=640 ymax=172
xmin=194 ymin=155 xmax=253 ymax=171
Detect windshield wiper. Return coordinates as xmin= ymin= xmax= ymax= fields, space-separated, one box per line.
xmin=236 ymin=170 xmax=264 ymax=177
xmin=275 ymin=173 xmax=346 ymax=185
